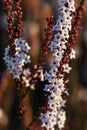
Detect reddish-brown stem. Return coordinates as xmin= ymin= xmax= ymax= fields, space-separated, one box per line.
xmin=29 ymin=14 xmax=54 ymax=86
xmin=3 ymin=0 xmax=23 ymax=55
xmin=14 ymin=0 xmax=23 ymax=38
xmin=3 ymin=0 xmax=14 ymax=46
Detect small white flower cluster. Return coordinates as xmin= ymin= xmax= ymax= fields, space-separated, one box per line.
xmin=40 ymin=0 xmax=76 ymax=130
xmin=4 ymin=38 xmax=31 ymax=87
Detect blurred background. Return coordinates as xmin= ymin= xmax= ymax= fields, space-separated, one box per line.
xmin=0 ymin=0 xmax=87 ymax=130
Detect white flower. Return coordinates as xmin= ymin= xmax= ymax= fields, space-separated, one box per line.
xmin=70 ymin=48 xmax=76 ymax=59
xmin=58 ymin=6 xmax=70 ymax=14
xmin=22 ymin=76 xmax=30 ymax=87
xmin=58 ymin=0 xmax=67 ymax=6
xmin=49 ymin=41 xmax=57 ymax=52
xmin=44 ymin=71 xmax=50 ymax=80
xmin=43 ymin=84 xmax=51 ymax=92
xmin=58 ymin=111 xmax=66 ymax=130
xmin=49 ymin=67 xmax=58 ymax=75
xmin=50 ymin=59 xmax=60 ymax=67
xmin=44 ymin=71 xmax=57 ymax=83
xmin=63 ymin=64 xmax=72 ymax=73
xmin=53 ymin=50 xmax=64 ymax=59
xmin=58 ymin=42 xmax=67 ymax=50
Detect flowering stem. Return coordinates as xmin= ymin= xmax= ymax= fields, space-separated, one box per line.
xmin=30 ymin=14 xmax=54 ymax=86
xmin=58 ymin=0 xmax=86 ymax=77
xmin=3 ymin=0 xmax=14 ymax=46
xmin=14 ymin=0 xmax=23 ymax=38
xmin=26 ymin=1 xmax=86 ymax=130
